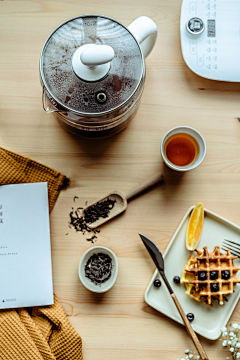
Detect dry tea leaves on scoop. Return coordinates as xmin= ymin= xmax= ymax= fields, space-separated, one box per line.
xmin=85 ymin=253 xmax=113 ymax=285
xmin=84 ymin=198 xmax=117 ymax=224
xmin=69 ymin=197 xmax=117 ymax=242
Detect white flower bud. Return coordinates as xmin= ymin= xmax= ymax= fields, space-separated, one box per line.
xmin=236 ymin=343 xmax=240 ymax=348
xmin=222 ymin=340 xmax=228 ymax=346
xmin=230 ymin=347 xmax=235 ymax=352
xmin=196 ymin=356 xmax=200 ymax=360
xmin=221 ymin=327 xmax=227 ymax=332
xmin=233 ymin=323 xmax=239 ymax=328
xmin=237 ymin=354 xmax=240 ymax=359
xmin=228 ymin=341 xmax=232 ymax=345
xmin=185 ymin=350 xmax=190 ymax=354
xmin=189 ymin=355 xmax=193 ymax=359
xmin=223 ymin=331 xmax=228 ymax=336
xmin=229 ymin=332 xmax=235 ymax=337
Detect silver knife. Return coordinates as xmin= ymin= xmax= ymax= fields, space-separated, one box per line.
xmin=139 ymin=233 xmax=208 ymax=360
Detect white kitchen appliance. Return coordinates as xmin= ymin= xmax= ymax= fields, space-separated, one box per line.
xmin=180 ymin=0 xmax=240 ymax=81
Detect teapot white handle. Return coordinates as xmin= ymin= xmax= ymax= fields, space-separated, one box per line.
xmin=80 ymin=44 xmax=115 ymax=69
xmin=128 ymin=16 xmax=158 ymax=58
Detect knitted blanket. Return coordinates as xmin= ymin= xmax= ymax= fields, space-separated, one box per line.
xmin=0 ymin=147 xmax=83 ymax=360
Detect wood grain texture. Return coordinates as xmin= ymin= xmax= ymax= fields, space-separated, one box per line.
xmin=0 ymin=0 xmax=239 ymax=359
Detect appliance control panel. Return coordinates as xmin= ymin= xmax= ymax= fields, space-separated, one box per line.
xmin=180 ymin=0 xmax=240 ymax=81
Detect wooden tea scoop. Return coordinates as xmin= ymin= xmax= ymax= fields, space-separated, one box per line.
xmin=85 ymin=172 xmax=163 ymax=229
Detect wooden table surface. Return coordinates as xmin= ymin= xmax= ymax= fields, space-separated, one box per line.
xmin=1 ymin=1 xmax=240 ymax=359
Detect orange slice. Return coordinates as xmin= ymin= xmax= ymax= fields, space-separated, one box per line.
xmin=186 ymin=202 xmax=204 ymax=251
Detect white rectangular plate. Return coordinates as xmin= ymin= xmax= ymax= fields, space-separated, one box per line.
xmin=145 ymin=206 xmax=240 ymax=340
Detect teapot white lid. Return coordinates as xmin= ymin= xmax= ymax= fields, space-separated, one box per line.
xmin=40 ymin=15 xmax=144 ymax=115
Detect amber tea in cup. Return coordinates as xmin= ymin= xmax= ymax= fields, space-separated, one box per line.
xmin=164 ymin=133 xmax=199 ymax=167
xmin=160 ymin=126 xmax=206 ymax=172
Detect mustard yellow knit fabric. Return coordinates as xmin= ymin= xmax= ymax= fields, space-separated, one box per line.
xmin=0 ymin=147 xmax=83 ymax=360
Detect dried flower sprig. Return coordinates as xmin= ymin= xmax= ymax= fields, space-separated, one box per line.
xmin=178 ymin=349 xmax=200 ymax=360
xmin=220 ymin=323 xmax=240 ymax=359
xmin=178 ymin=322 xmax=240 ymax=360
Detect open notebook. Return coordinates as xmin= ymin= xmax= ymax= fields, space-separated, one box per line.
xmin=0 ymin=182 xmax=54 ymax=309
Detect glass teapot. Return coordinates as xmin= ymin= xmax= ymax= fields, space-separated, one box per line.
xmin=39 ymin=15 xmax=157 ymax=138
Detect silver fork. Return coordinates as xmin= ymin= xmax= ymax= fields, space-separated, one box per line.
xmin=222 ymin=239 xmax=240 ymax=258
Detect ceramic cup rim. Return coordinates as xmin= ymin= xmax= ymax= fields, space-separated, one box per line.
xmin=160 ymin=126 xmax=206 ymax=172
xmin=78 ymin=246 xmax=118 ymax=293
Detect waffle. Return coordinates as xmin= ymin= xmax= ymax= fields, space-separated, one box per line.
xmin=180 ymin=246 xmax=240 ymax=306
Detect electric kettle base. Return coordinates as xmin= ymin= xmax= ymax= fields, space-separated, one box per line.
xmin=180 ymin=0 xmax=240 ymax=82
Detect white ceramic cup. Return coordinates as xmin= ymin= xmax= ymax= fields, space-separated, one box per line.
xmin=78 ymin=246 xmax=118 ymax=293
xmin=160 ymin=126 xmax=206 ymax=172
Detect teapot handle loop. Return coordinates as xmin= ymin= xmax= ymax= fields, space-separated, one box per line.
xmin=128 ymin=16 xmax=158 ymax=59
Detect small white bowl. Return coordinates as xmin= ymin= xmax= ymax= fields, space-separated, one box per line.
xmin=160 ymin=126 xmax=206 ymax=172
xmin=78 ymin=246 xmax=118 ymax=293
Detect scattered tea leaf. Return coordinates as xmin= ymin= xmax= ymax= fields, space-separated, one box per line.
xmin=86 ymin=235 xmax=97 ymax=243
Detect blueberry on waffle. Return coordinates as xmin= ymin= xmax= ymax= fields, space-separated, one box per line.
xmin=181 ymin=246 xmax=240 ymax=306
